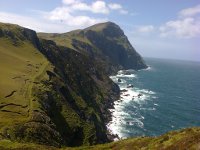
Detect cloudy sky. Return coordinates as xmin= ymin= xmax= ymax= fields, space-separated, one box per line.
xmin=0 ymin=0 xmax=200 ymax=61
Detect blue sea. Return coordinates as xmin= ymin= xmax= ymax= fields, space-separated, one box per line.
xmin=107 ymin=58 xmax=200 ymax=139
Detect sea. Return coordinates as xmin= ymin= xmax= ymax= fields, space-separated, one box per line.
xmin=107 ymin=57 xmax=200 ymax=139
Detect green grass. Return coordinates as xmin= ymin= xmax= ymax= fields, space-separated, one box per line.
xmin=84 ymin=22 xmax=113 ymax=32
xmin=0 ymin=139 xmax=58 ymax=150
xmin=37 ymin=31 xmax=91 ymax=51
xmin=0 ymin=127 xmax=200 ymax=150
xmin=0 ymin=37 xmax=51 ymax=130
xmin=37 ymin=23 xmax=114 ymax=50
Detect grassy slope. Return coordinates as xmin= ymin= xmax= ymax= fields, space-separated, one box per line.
xmin=37 ymin=22 xmax=108 ymax=49
xmin=0 ymin=37 xmax=51 ymax=129
xmin=0 ymin=23 xmax=118 ymax=146
xmin=37 ymin=23 xmax=113 ymax=51
xmin=38 ymin=30 xmax=91 ymax=51
xmin=0 ymin=127 xmax=200 ymax=150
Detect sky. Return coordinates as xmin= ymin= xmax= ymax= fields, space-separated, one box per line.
xmin=0 ymin=0 xmax=200 ymax=62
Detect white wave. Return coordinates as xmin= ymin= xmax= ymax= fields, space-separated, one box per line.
xmin=136 ymin=89 xmax=156 ymax=95
xmin=117 ymin=70 xmax=124 ymax=74
xmin=144 ymin=66 xmax=152 ymax=71
xmin=109 ymin=76 xmax=127 ymax=84
xmin=116 ymin=69 xmax=137 ymax=78
xmin=117 ymin=69 xmax=135 ymax=74
xmin=152 ymin=96 xmax=158 ymax=99
xmin=140 ymin=107 xmax=156 ymax=111
xmin=109 ymin=76 xmax=118 ymax=82
xmin=146 ymin=66 xmax=152 ymax=70
xmin=140 ymin=116 xmax=145 ymax=119
xmin=107 ymin=69 xmax=157 ymax=139
xmin=116 ymin=74 xmax=136 ymax=78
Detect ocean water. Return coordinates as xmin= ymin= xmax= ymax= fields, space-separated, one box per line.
xmin=107 ymin=58 xmax=200 ymax=139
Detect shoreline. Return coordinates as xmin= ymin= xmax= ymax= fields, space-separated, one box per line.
xmin=106 ymin=67 xmax=151 ymax=141
xmin=105 ymin=69 xmax=137 ymax=141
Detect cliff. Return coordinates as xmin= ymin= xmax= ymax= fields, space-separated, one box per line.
xmin=38 ymin=22 xmax=147 ymax=74
xmin=0 ymin=22 xmax=146 ymax=147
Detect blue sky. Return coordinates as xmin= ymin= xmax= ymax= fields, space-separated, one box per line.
xmin=0 ymin=0 xmax=200 ymax=61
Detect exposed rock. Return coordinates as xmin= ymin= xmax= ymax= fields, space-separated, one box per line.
xmin=127 ymin=84 xmax=134 ymax=88
xmin=120 ymin=89 xmax=128 ymax=93
xmin=138 ymin=93 xmax=143 ymax=98
xmin=118 ymin=78 xmax=122 ymax=82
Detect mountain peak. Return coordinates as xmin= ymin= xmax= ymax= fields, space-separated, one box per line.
xmin=84 ymin=21 xmax=124 ymax=38
xmin=84 ymin=22 xmax=117 ymax=30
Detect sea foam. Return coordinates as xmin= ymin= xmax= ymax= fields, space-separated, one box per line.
xmin=107 ymin=69 xmax=157 ymax=139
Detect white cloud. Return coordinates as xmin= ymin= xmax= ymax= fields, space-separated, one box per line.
xmin=62 ymin=0 xmax=110 ymax=14
xmin=62 ymin=0 xmax=78 ymax=5
xmin=71 ymin=2 xmax=90 ymax=11
xmin=46 ymin=7 xmax=106 ymax=28
xmin=45 ymin=6 xmax=107 ymax=27
xmin=138 ymin=25 xmax=154 ymax=33
xmin=131 ymin=5 xmax=200 ymax=39
xmin=179 ymin=4 xmax=200 ymax=17
xmin=72 ymin=1 xmax=109 ymax=14
xmin=108 ymin=3 xmax=122 ymax=10
xmin=61 ymin=0 xmax=128 ymax=15
xmin=0 ymin=11 xmax=106 ymax=33
xmin=160 ymin=17 xmax=200 ymax=38
xmin=63 ymin=15 xmax=105 ymax=27
xmin=132 ymin=25 xmax=155 ymax=35
xmin=0 ymin=0 xmax=129 ymax=33
xmin=48 ymin=7 xmax=71 ymax=20
xmin=0 ymin=12 xmax=70 ymax=32
xmin=43 ymin=1 xmax=128 ymax=28
xmin=119 ymin=9 xmax=128 ymax=15
xmin=90 ymin=1 xmax=109 ymax=14
xmin=108 ymin=3 xmax=128 ymax=15
xmin=159 ymin=4 xmax=200 ymax=39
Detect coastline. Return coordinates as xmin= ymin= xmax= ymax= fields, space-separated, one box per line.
xmin=106 ymin=67 xmax=152 ymax=141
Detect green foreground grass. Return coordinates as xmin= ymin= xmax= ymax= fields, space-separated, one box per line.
xmin=0 ymin=127 xmax=200 ymax=150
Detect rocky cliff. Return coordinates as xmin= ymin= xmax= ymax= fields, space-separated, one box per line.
xmin=0 ymin=22 xmax=146 ymax=147
xmin=38 ymin=22 xmax=147 ymax=74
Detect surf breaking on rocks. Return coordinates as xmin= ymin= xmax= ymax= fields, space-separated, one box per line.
xmin=107 ymin=68 xmax=157 ymax=140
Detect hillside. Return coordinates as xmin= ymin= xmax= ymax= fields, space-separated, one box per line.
xmin=38 ymin=22 xmax=147 ymax=74
xmin=1 ymin=127 xmax=200 ymax=149
xmin=0 ymin=22 xmax=147 ymax=147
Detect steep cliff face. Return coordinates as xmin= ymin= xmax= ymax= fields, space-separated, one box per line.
xmin=84 ymin=22 xmax=147 ymax=70
xmin=0 ymin=22 xmax=119 ymax=147
xmin=38 ymin=39 xmax=120 ymax=146
xmin=0 ymin=22 xmax=146 ymax=147
xmin=38 ymin=22 xmax=147 ymax=74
